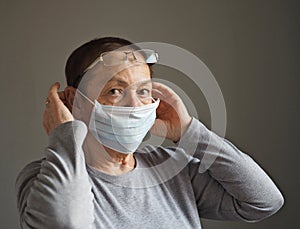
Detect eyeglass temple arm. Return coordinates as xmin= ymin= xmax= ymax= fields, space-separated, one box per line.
xmin=83 ymin=56 xmax=103 ymax=73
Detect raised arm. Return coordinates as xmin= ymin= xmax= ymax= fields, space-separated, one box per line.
xmin=151 ymin=82 xmax=284 ymax=222
xmin=16 ymin=83 xmax=94 ymax=228
xmin=181 ymin=118 xmax=284 ymax=222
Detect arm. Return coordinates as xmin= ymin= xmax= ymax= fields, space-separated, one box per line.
xmin=16 ymin=83 xmax=94 ymax=228
xmin=151 ymin=82 xmax=284 ymax=222
xmin=180 ymin=118 xmax=284 ymax=222
xmin=16 ymin=121 xmax=95 ymax=229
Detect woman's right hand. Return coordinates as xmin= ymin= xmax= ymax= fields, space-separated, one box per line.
xmin=43 ymin=82 xmax=74 ymax=135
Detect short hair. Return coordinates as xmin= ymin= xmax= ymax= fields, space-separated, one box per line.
xmin=65 ymin=37 xmax=152 ymax=88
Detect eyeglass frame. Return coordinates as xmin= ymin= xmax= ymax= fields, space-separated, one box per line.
xmin=83 ymin=49 xmax=159 ymax=73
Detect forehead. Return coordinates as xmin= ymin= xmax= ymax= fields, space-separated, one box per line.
xmin=83 ymin=63 xmax=151 ymax=97
xmin=113 ymin=63 xmax=150 ymax=78
xmin=108 ymin=64 xmax=151 ymax=87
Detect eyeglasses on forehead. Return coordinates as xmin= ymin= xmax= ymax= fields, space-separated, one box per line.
xmin=84 ymin=49 xmax=159 ymax=73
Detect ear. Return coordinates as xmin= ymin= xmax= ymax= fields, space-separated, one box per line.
xmin=64 ymin=86 xmax=77 ymax=112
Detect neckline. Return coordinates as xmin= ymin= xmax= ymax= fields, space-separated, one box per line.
xmin=86 ymin=147 xmax=192 ymax=189
xmin=86 ymin=153 xmax=142 ymax=184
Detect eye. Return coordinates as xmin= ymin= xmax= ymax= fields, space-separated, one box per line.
xmin=109 ymin=88 xmax=123 ymax=96
xmin=137 ymin=88 xmax=150 ymax=97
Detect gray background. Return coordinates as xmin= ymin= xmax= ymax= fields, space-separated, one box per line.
xmin=1 ymin=0 xmax=299 ymax=228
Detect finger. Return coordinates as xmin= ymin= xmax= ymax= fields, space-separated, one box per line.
xmin=47 ymin=82 xmax=61 ymax=103
xmin=152 ymin=82 xmax=177 ymax=97
xmin=57 ymin=91 xmax=68 ymax=105
xmin=152 ymin=88 xmax=165 ymax=100
xmin=152 ymin=82 xmax=171 ymax=90
xmin=152 ymin=82 xmax=180 ymax=102
xmin=152 ymin=82 xmax=168 ymax=99
xmin=150 ymin=119 xmax=168 ymax=138
xmin=58 ymin=91 xmax=66 ymax=101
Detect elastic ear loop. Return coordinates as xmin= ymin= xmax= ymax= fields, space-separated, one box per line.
xmin=76 ymin=89 xmax=95 ymax=105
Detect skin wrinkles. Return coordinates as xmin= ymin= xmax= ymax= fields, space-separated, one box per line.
xmin=98 ymin=65 xmax=152 ymax=107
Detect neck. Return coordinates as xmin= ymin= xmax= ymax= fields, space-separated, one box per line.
xmin=83 ymin=133 xmax=136 ymax=176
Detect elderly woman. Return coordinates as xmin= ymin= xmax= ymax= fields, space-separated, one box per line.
xmin=16 ymin=37 xmax=284 ymax=228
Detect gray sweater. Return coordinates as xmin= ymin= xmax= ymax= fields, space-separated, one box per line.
xmin=16 ymin=118 xmax=284 ymax=229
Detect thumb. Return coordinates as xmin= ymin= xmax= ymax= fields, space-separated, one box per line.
xmin=48 ymin=82 xmax=62 ymax=104
xmin=150 ymin=119 xmax=168 ymax=138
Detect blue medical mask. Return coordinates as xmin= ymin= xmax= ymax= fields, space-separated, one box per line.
xmin=78 ymin=90 xmax=160 ymax=154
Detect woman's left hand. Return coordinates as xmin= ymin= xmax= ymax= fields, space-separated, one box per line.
xmin=151 ymin=82 xmax=192 ymax=142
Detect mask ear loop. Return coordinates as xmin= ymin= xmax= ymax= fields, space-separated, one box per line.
xmin=76 ymin=89 xmax=95 ymax=105
xmin=152 ymin=97 xmax=160 ymax=104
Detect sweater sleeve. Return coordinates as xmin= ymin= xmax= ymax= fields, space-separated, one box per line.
xmin=15 ymin=120 xmax=95 ymax=229
xmin=178 ymin=118 xmax=284 ymax=222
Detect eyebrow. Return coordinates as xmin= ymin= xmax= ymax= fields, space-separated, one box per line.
xmin=106 ymin=78 xmax=152 ymax=87
xmin=107 ymin=78 xmax=128 ymax=86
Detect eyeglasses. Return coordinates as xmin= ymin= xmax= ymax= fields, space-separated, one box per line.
xmin=84 ymin=49 xmax=159 ymax=73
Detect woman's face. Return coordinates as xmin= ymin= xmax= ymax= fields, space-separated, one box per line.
xmin=75 ymin=52 xmax=153 ymax=123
